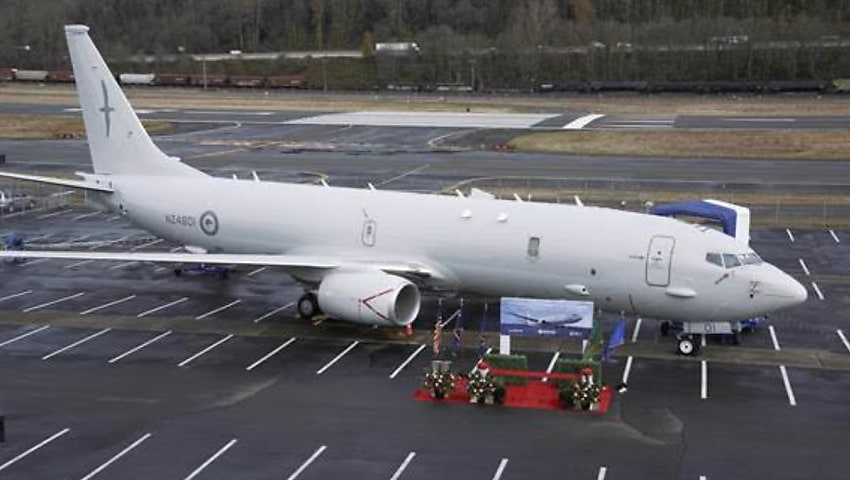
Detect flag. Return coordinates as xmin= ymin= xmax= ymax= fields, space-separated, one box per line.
xmin=478 ymin=302 xmax=489 ymax=357
xmin=452 ymin=298 xmax=465 ymax=358
xmin=432 ymin=298 xmax=443 ymax=357
xmin=602 ymin=317 xmax=627 ymax=361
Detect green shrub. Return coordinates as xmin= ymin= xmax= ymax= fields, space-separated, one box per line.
xmin=483 ymin=354 xmax=528 ymax=386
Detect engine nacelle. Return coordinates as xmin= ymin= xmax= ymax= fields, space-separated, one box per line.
xmin=317 ymin=271 xmax=421 ymax=326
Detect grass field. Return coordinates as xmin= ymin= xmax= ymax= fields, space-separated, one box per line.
xmin=0 ymin=113 xmax=172 ymax=139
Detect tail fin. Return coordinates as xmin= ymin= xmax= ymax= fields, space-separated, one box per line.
xmin=65 ymin=25 xmax=202 ymax=177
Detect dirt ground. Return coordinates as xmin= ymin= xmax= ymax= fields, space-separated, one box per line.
xmin=0 ymin=113 xmax=171 ymax=139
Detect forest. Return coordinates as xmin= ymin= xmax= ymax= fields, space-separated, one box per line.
xmin=1 ymin=0 xmax=849 ymax=90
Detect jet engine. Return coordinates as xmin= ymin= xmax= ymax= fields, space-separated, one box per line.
xmin=317 ymin=271 xmax=421 ymax=326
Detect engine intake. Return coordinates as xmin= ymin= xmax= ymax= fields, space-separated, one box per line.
xmin=317 ymin=271 xmax=421 ymax=326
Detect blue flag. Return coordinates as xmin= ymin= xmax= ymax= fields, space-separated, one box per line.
xmin=478 ymin=302 xmax=489 ymax=357
xmin=603 ymin=317 xmax=627 ymax=361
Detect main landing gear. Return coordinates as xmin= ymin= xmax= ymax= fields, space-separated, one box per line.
xmin=676 ymin=335 xmax=700 ymax=356
xmin=297 ymin=292 xmax=321 ymax=320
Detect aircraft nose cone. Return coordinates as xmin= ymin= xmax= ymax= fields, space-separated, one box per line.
xmin=785 ymin=275 xmax=808 ymax=305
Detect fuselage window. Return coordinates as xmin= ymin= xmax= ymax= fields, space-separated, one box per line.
xmin=706 ymin=253 xmax=723 ymax=267
xmin=527 ymin=236 xmax=541 ymax=257
xmin=722 ymin=253 xmax=741 ymax=268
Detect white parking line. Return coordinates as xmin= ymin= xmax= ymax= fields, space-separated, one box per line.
xmin=285 ymin=445 xmax=327 ymax=480
xmin=19 ymin=258 xmax=50 ymax=267
xmin=26 ymin=233 xmax=52 ymax=242
xmin=129 ymin=238 xmax=162 ymax=251
xmin=109 ymin=331 xmax=173 ymax=364
xmin=37 ymin=208 xmax=74 ymax=220
xmin=316 ymin=340 xmax=360 ymax=375
xmin=779 ymin=365 xmax=797 ymax=406
xmin=700 ymin=360 xmax=708 ymax=400
xmin=811 ymin=282 xmax=824 ymax=301
xmin=830 ymin=229 xmax=840 ymax=244
xmin=23 ymin=291 xmax=85 ymax=312
xmin=65 ymin=259 xmax=95 ymax=269
xmin=389 ymin=344 xmax=427 ymax=379
xmin=137 ymin=297 xmax=188 ymax=317
xmin=768 ymin=325 xmax=781 ymax=351
xmin=389 ymin=452 xmax=416 ymax=480
xmin=596 ymin=466 xmax=608 ymax=480
xmin=563 ymin=113 xmax=605 ymax=130
xmin=798 ymin=258 xmax=810 ymax=276
xmin=72 ymin=211 xmax=101 ymax=221
xmin=542 ymin=351 xmax=561 ymax=382
xmin=0 ymin=325 xmax=50 ymax=348
xmin=108 ymin=261 xmax=138 ymax=270
xmin=78 ymin=432 xmax=152 ymax=480
xmin=246 ymin=337 xmax=297 ymax=371
xmin=622 ymin=356 xmax=634 ymax=385
xmin=253 ymin=302 xmax=294 ymax=323
xmin=785 ymin=228 xmax=795 ymax=242
xmin=246 ymin=266 xmax=267 ymax=277
xmin=42 ymin=328 xmax=112 ymax=360
xmin=491 ymin=458 xmax=509 ymax=480
xmin=178 ymin=334 xmax=234 ymax=367
xmin=105 ymin=215 xmax=121 ymax=222
xmin=196 ymin=299 xmax=242 ymax=320
xmin=837 ymin=330 xmax=850 ymax=353
xmin=182 ymin=438 xmax=238 ymax=480
xmin=68 ymin=234 xmax=93 ymax=243
xmin=0 ymin=427 xmax=71 ymax=472
xmin=0 ymin=289 xmax=32 ymax=303
xmin=631 ymin=317 xmax=642 ymax=343
xmin=80 ymin=295 xmax=137 ymax=315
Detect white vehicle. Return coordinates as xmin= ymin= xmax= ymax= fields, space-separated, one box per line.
xmin=0 ymin=26 xmax=807 ymax=353
xmin=0 ymin=190 xmax=36 ymax=212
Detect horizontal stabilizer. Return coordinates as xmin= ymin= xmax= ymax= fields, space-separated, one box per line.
xmin=0 ymin=171 xmax=113 ymax=193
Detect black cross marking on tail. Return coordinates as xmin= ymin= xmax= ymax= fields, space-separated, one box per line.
xmin=98 ymin=79 xmax=114 ymax=137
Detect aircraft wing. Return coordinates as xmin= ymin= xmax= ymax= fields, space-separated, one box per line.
xmin=0 ymin=250 xmax=437 ymax=278
xmin=0 ymin=171 xmax=113 ymax=193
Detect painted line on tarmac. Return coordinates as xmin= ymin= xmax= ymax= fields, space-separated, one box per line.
xmin=72 ymin=211 xmax=100 ymax=221
xmin=67 ymin=234 xmax=93 ymax=243
xmin=837 ymin=330 xmax=850 ymax=353
xmin=701 ymin=360 xmax=708 ymax=400
xmin=830 ymin=229 xmax=840 ymax=244
xmin=0 ymin=289 xmax=32 ymax=303
xmin=798 ymin=258 xmax=810 ymax=276
xmin=389 ymin=452 xmax=416 ymax=480
xmin=253 ymin=302 xmax=295 ymax=323
xmin=196 ymin=299 xmax=242 ymax=320
xmin=246 ymin=266 xmax=267 ymax=277
xmin=178 ymin=334 xmax=234 ymax=367
xmin=23 ymin=292 xmax=85 ymax=312
xmin=109 ymin=331 xmax=173 ymax=364
xmin=109 ymin=261 xmax=139 ymax=270
xmin=786 ymin=228 xmax=795 ymax=243
xmin=137 ymin=297 xmax=188 ymax=318
xmin=80 ymin=295 xmax=137 ymax=315
xmin=78 ymin=433 xmax=152 ymax=480
xmin=105 ymin=215 xmax=121 ymax=222
xmin=596 ymin=466 xmax=608 ymax=480
xmin=389 ymin=344 xmax=427 ymax=379
xmin=769 ymin=325 xmax=781 ymax=351
xmin=779 ymin=365 xmax=797 ymax=406
xmin=129 ymin=238 xmax=162 ymax=251
xmin=37 ymin=208 xmax=74 ymax=220
xmin=811 ymin=282 xmax=824 ymax=301
xmin=42 ymin=328 xmax=112 ymax=360
xmin=0 ymin=427 xmax=71 ymax=473
xmin=622 ymin=356 xmax=634 ymax=385
xmin=631 ymin=317 xmax=642 ymax=343
xmin=65 ymin=259 xmax=95 ymax=269
xmin=563 ymin=113 xmax=605 ymax=130
xmin=19 ymin=258 xmax=50 ymax=267
xmin=285 ymin=445 xmax=327 ymax=480
xmin=542 ymin=351 xmax=561 ymax=383
xmin=182 ymin=438 xmax=238 ymax=480
xmin=316 ymin=340 xmax=360 ymax=375
xmin=0 ymin=325 xmax=50 ymax=348
xmin=246 ymin=337 xmax=297 ymax=371
xmin=491 ymin=458 xmax=509 ymax=480
xmin=26 ymin=233 xmax=52 ymax=242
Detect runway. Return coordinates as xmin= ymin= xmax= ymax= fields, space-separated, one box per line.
xmin=0 ymin=98 xmax=849 ymax=479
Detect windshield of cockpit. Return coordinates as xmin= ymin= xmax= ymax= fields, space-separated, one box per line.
xmin=705 ymin=251 xmax=762 ymax=268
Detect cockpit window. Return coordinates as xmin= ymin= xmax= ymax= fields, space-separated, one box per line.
xmin=705 ymin=253 xmax=723 ymax=267
xmin=722 ymin=254 xmax=741 ymax=268
xmin=739 ymin=252 xmax=762 ymax=265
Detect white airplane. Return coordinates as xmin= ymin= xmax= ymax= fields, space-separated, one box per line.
xmin=0 ymin=26 xmax=807 ymax=351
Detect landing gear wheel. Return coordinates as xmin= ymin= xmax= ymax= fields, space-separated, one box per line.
xmin=217 ymin=269 xmax=229 ymax=280
xmin=297 ymin=293 xmax=320 ymax=319
xmin=677 ymin=336 xmax=699 ymax=356
xmin=173 ymin=268 xmax=182 ymax=277
xmin=660 ymin=321 xmax=671 ymax=337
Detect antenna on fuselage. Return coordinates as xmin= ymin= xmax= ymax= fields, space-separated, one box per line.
xmin=252 ymin=171 xmax=260 ymax=182
xmin=512 ymin=193 xmax=523 ymax=202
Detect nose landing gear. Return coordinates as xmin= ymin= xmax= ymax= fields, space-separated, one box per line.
xmin=297 ymin=292 xmax=321 ymax=320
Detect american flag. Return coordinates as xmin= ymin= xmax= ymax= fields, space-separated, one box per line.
xmin=452 ymin=298 xmax=464 ymax=358
xmin=432 ymin=298 xmax=443 ymax=357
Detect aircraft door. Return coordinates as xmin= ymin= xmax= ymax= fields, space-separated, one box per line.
xmin=362 ymin=219 xmax=377 ymax=247
xmin=646 ymin=235 xmax=675 ymax=287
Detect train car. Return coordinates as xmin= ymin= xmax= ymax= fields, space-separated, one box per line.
xmin=189 ymin=74 xmax=226 ymax=87
xmin=0 ymin=68 xmax=14 ymax=81
xmin=47 ymin=70 xmax=74 ymax=83
xmin=229 ymin=75 xmax=265 ymax=88
xmin=154 ymin=73 xmax=191 ymax=87
xmin=119 ymin=73 xmax=155 ymax=86
xmin=14 ymin=69 xmax=48 ymax=81
xmin=265 ymin=75 xmax=306 ymax=88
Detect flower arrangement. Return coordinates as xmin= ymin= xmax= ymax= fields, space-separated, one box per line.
xmin=570 ymin=367 xmax=602 ymax=410
xmin=423 ymin=370 xmax=455 ymax=399
xmin=467 ymin=370 xmax=497 ymax=403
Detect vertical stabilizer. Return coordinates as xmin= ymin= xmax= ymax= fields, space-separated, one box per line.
xmin=64 ymin=25 xmax=202 ymax=177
